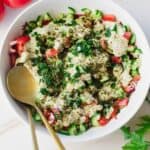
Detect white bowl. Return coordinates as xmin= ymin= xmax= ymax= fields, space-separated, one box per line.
xmin=0 ymin=0 xmax=150 ymax=142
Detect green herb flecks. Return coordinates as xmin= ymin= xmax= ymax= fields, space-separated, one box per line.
xmin=32 ymin=57 xmax=64 ymax=95
xmin=71 ymin=39 xmax=94 ymax=56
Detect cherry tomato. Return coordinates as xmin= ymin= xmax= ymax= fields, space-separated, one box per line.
xmin=4 ymin=0 xmax=31 ymax=8
xmin=115 ymin=98 xmax=129 ymax=109
xmin=102 ymin=14 xmax=116 ymax=22
xmin=0 ymin=1 xmax=5 ymax=21
xmin=43 ymin=109 xmax=51 ymax=119
xmin=123 ymin=81 xmax=136 ymax=94
xmin=15 ymin=35 xmax=30 ymax=56
xmin=16 ymin=35 xmax=30 ymax=43
xmin=48 ymin=112 xmax=55 ymax=124
xmin=110 ymin=107 xmax=119 ymax=119
xmin=123 ymin=32 xmax=132 ymax=40
xmin=99 ymin=117 xmax=110 ymax=126
xmin=45 ymin=48 xmax=58 ymax=58
xmin=111 ymin=56 xmax=122 ymax=64
xmin=133 ymin=74 xmax=141 ymax=82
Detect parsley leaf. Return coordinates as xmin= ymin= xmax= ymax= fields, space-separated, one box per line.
xmin=121 ymin=115 xmax=150 ymax=150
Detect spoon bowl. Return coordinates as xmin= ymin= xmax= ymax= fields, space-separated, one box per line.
xmin=7 ymin=66 xmax=65 ymax=150
xmin=7 ymin=66 xmax=38 ymax=105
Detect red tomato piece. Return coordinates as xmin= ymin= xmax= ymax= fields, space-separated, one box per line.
xmin=4 ymin=0 xmax=31 ymax=8
xmin=48 ymin=112 xmax=55 ymax=124
xmin=45 ymin=48 xmax=58 ymax=58
xmin=43 ymin=109 xmax=51 ymax=119
xmin=111 ymin=56 xmax=122 ymax=64
xmin=133 ymin=75 xmax=141 ymax=82
xmin=16 ymin=35 xmax=30 ymax=56
xmin=110 ymin=107 xmax=119 ymax=119
xmin=0 ymin=1 xmax=5 ymax=21
xmin=123 ymin=32 xmax=132 ymax=40
xmin=102 ymin=14 xmax=116 ymax=22
xmin=115 ymin=98 xmax=129 ymax=109
xmin=99 ymin=117 xmax=110 ymax=126
xmin=16 ymin=35 xmax=30 ymax=44
xmin=123 ymin=81 xmax=136 ymax=94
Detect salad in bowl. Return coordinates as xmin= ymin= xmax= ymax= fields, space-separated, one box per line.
xmin=8 ymin=7 xmax=142 ymax=135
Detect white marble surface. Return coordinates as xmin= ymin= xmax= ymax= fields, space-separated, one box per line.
xmin=0 ymin=0 xmax=150 ymax=150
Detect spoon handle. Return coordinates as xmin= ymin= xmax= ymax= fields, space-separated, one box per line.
xmin=34 ymin=105 xmax=65 ymax=150
xmin=27 ymin=108 xmax=39 ymax=150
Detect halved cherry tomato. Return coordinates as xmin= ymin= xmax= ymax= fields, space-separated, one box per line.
xmin=9 ymin=53 xmax=17 ymax=67
xmin=123 ymin=81 xmax=136 ymax=94
xmin=0 ymin=1 xmax=5 ymax=21
xmin=43 ymin=109 xmax=51 ymax=119
xmin=111 ymin=56 xmax=122 ymax=64
xmin=123 ymin=32 xmax=132 ymax=40
xmin=48 ymin=112 xmax=55 ymax=124
xmin=102 ymin=14 xmax=116 ymax=22
xmin=110 ymin=107 xmax=119 ymax=119
xmin=16 ymin=35 xmax=30 ymax=56
xmin=133 ymin=74 xmax=141 ymax=82
xmin=4 ymin=0 xmax=31 ymax=8
xmin=45 ymin=48 xmax=58 ymax=58
xmin=99 ymin=117 xmax=110 ymax=126
xmin=16 ymin=35 xmax=30 ymax=43
xmin=115 ymin=98 xmax=129 ymax=109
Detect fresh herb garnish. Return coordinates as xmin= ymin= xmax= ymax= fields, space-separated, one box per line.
xmin=32 ymin=57 xmax=64 ymax=95
xmin=121 ymin=115 xmax=150 ymax=150
xmin=105 ymin=28 xmax=111 ymax=37
xmin=71 ymin=39 xmax=93 ymax=56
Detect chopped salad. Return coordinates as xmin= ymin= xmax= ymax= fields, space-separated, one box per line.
xmin=9 ymin=7 xmax=142 ymax=135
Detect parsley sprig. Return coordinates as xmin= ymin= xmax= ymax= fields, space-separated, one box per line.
xmin=121 ymin=115 xmax=150 ymax=150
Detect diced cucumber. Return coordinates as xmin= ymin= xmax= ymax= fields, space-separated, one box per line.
xmin=58 ymin=130 xmax=70 ymax=135
xmin=81 ymin=8 xmax=91 ymax=14
xmin=36 ymin=16 xmax=43 ymax=27
xmin=33 ymin=112 xmax=41 ymax=122
xmin=79 ymin=124 xmax=87 ymax=133
xmin=122 ymin=55 xmax=131 ymax=69
xmin=127 ymin=45 xmax=135 ymax=52
xmin=68 ymin=7 xmax=76 ymax=14
xmin=123 ymin=25 xmax=131 ymax=32
xmin=112 ymin=24 xmax=117 ymax=32
xmin=46 ymin=38 xmax=54 ymax=47
xmin=132 ymin=48 xmax=142 ymax=58
xmin=115 ymin=87 xmax=126 ymax=98
xmin=131 ymin=69 xmax=139 ymax=76
xmin=131 ymin=59 xmax=139 ymax=70
xmin=43 ymin=13 xmax=52 ymax=21
xmin=68 ymin=124 xmax=77 ymax=135
xmin=130 ymin=33 xmax=136 ymax=45
xmin=92 ymin=10 xmax=103 ymax=20
xmin=66 ymin=13 xmax=76 ymax=25
xmin=91 ymin=113 xmax=100 ymax=127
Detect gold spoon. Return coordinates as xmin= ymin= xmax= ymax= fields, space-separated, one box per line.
xmin=7 ymin=66 xmax=65 ymax=150
xmin=27 ymin=107 xmax=39 ymax=150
